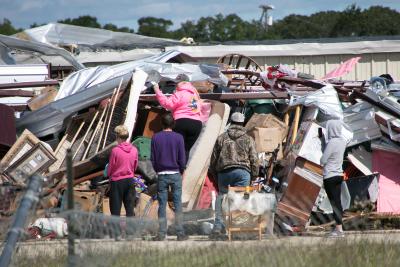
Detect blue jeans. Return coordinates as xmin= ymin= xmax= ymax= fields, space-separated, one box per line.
xmin=157 ymin=173 xmax=184 ymax=236
xmin=213 ymin=168 xmax=251 ymax=231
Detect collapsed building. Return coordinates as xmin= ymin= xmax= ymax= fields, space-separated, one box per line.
xmin=1 ymin=26 xmax=400 ymax=239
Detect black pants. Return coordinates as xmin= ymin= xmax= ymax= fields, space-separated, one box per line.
xmin=174 ymin=118 xmax=202 ymax=161
xmin=323 ymin=176 xmax=343 ymax=225
xmin=109 ymin=178 xmax=135 ymax=217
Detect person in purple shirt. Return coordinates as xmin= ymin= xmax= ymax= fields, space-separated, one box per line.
xmin=151 ymin=113 xmax=188 ymax=241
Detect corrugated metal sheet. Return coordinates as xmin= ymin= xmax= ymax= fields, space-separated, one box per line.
xmin=0 ymin=64 xmax=49 ymax=84
xmin=343 ymin=101 xmax=382 ymax=147
xmin=188 ymin=50 xmax=400 ymax=81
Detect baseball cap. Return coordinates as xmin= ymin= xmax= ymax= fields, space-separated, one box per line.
xmin=230 ymin=112 xmax=245 ymax=123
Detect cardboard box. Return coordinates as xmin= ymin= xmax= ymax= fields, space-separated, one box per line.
xmin=73 ymin=191 xmax=100 ymax=212
xmin=103 ymin=197 xmax=126 ymax=216
xmin=249 ymin=127 xmax=283 ymax=154
xmin=135 ymin=194 xmax=174 ymax=223
xmin=245 ymin=113 xmax=288 ymax=138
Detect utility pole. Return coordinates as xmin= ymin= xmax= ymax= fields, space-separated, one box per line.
xmin=259 ymin=4 xmax=274 ymax=31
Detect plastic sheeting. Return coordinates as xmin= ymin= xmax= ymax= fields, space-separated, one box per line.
xmin=196 ymin=175 xmax=217 ymax=210
xmin=222 ymin=191 xmax=276 ymax=216
xmin=290 ymin=85 xmax=358 ymax=145
xmin=55 ymin=50 xmax=227 ymax=100
xmin=289 ymin=85 xmax=343 ymax=120
xmin=29 ymin=217 xmax=68 ymax=238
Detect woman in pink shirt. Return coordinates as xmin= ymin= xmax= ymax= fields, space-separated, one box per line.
xmin=154 ymin=81 xmax=203 ymax=160
xmin=107 ymin=125 xmax=138 ymax=217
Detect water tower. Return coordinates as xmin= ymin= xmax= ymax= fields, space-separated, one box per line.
xmin=259 ymin=4 xmax=274 ymax=30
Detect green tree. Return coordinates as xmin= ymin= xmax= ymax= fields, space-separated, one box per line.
xmin=58 ymin=15 xmax=101 ymax=28
xmin=0 ymin=18 xmax=22 ymax=35
xmin=30 ymin=22 xmax=46 ymax=28
xmin=330 ymin=4 xmax=363 ymax=37
xmin=173 ymin=13 xmax=261 ymax=42
xmin=359 ymin=6 xmax=400 ymax=36
xmin=137 ymin=17 xmax=173 ymax=38
xmin=103 ymin=23 xmax=134 ymax=33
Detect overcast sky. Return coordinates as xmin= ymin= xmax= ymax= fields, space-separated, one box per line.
xmin=1 ymin=0 xmax=400 ymax=30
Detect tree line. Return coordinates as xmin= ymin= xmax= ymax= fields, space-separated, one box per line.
xmin=1 ymin=5 xmax=400 ymax=42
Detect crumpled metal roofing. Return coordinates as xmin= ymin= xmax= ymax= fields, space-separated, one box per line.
xmin=0 ymin=34 xmax=84 ymax=70
xmin=16 ymin=50 xmax=227 ymax=139
xmin=17 ymin=23 xmax=181 ymax=51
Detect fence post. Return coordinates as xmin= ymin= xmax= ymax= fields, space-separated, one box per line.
xmin=0 ymin=174 xmax=43 ymax=267
xmin=66 ymin=149 xmax=76 ymax=266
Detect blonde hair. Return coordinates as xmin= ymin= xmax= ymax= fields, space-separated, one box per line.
xmin=114 ymin=125 xmax=129 ymax=140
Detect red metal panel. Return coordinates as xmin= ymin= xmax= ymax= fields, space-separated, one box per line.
xmin=0 ymin=104 xmax=16 ymax=147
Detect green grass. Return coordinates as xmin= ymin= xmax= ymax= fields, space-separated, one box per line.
xmin=11 ymin=240 xmax=400 ymax=267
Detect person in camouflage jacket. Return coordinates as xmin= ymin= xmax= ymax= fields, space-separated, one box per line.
xmin=210 ymin=125 xmax=258 ymax=179
xmin=209 ymin=112 xmax=259 ymax=238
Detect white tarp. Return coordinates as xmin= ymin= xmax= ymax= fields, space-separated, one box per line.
xmin=289 ymin=85 xmax=344 ymax=120
xmin=222 ymin=191 xmax=276 ymax=216
xmin=30 ymin=217 xmax=68 ymax=238
xmin=55 ymin=50 xmax=228 ymax=100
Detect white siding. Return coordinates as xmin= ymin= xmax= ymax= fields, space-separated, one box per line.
xmin=197 ymin=52 xmax=400 ymax=81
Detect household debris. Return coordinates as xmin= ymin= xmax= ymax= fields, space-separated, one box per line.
xmin=1 ymin=44 xmax=400 ymax=241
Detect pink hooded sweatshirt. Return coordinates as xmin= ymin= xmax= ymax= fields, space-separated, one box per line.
xmin=155 ymin=82 xmax=202 ymax=121
xmin=107 ymin=142 xmax=138 ymax=182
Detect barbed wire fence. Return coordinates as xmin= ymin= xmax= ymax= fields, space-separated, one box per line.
xmin=1 ymin=160 xmax=400 ymax=266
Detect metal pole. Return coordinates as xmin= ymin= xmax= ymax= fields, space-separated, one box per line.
xmin=66 ymin=149 xmax=75 ymax=266
xmin=0 ymin=174 xmax=43 ymax=267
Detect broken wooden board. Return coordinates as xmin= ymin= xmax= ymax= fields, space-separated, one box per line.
xmin=46 ymin=142 xmax=116 ymax=185
xmin=142 ymin=108 xmax=166 ymax=138
xmin=182 ymin=101 xmax=230 ymax=210
xmin=124 ymin=69 xmax=148 ymax=140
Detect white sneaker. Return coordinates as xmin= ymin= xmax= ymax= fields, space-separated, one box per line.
xmin=327 ymin=230 xmax=345 ymax=238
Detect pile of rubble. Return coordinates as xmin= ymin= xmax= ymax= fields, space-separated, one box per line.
xmin=1 ymin=29 xmax=400 ymax=239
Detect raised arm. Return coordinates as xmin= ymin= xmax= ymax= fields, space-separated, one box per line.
xmin=154 ymin=84 xmax=181 ymax=111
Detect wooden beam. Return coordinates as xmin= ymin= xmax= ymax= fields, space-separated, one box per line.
xmin=0 ymin=90 xmax=35 ymax=97
xmin=0 ymin=80 xmax=59 ymax=90
xmin=103 ymin=79 xmax=123 ymax=149
xmin=291 ymin=106 xmax=301 ymax=144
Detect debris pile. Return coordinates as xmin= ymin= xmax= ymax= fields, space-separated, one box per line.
xmin=1 ymin=28 xmax=400 ymax=239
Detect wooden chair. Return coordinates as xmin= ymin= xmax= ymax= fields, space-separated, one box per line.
xmin=225 ymin=185 xmax=263 ymax=241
